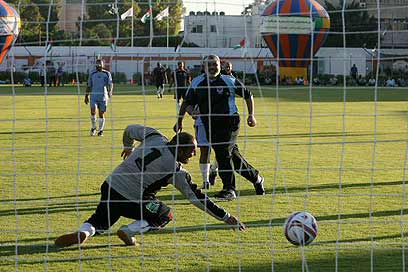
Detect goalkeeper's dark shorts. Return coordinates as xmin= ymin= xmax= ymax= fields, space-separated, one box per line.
xmin=86 ymin=181 xmax=172 ymax=234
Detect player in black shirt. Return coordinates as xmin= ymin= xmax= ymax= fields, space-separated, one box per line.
xmin=174 ymin=55 xmax=265 ymax=200
xmin=171 ymin=61 xmax=191 ymax=107
xmin=153 ymin=62 xmax=168 ymax=99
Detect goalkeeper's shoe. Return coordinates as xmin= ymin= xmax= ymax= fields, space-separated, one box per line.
xmin=117 ymin=225 xmax=138 ymax=246
xmin=55 ymin=231 xmax=87 ymax=247
xmin=90 ymin=128 xmax=96 ymax=136
xmin=214 ymin=189 xmax=236 ymax=201
xmin=253 ymin=176 xmax=265 ymax=195
xmin=97 ymin=130 xmax=104 ymax=137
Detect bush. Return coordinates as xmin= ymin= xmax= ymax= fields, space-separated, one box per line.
xmin=132 ymin=73 xmax=142 ymax=85
xmin=112 ymin=72 xmax=127 ymax=83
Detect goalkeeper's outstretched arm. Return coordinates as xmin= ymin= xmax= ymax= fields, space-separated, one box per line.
xmin=173 ymin=169 xmax=245 ymax=231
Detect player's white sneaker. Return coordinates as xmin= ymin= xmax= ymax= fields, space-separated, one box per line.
xmin=55 ymin=231 xmax=87 ymax=247
xmin=117 ymin=225 xmax=138 ymax=246
xmin=90 ymin=128 xmax=96 ymax=136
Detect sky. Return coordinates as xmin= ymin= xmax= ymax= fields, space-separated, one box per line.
xmin=183 ymin=0 xmax=254 ymax=15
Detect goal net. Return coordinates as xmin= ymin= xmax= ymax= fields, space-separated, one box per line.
xmin=0 ymin=0 xmax=407 ymax=271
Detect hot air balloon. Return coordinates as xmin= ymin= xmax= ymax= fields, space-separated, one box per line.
xmin=260 ymin=0 xmax=330 ymax=80
xmin=0 ymin=0 xmax=20 ymax=64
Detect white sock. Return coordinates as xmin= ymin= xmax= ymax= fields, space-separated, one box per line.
xmin=256 ymin=175 xmax=263 ymax=184
xmin=99 ymin=117 xmax=105 ymax=131
xmin=90 ymin=115 xmax=96 ymax=129
xmin=78 ymin=222 xmax=96 ymax=238
xmin=200 ymin=163 xmax=210 ymax=183
xmin=127 ymin=220 xmax=151 ymax=235
xmin=210 ymin=160 xmax=218 ymax=172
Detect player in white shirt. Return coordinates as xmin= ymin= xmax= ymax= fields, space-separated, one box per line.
xmin=55 ymin=125 xmax=245 ymax=247
xmin=84 ymin=59 xmax=113 ymax=137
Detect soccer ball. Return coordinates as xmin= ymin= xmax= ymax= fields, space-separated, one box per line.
xmin=284 ymin=211 xmax=318 ymax=246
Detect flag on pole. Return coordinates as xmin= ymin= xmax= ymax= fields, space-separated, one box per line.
xmin=155 ymin=7 xmax=169 ymax=21
xmin=45 ymin=40 xmax=53 ymax=54
xmin=111 ymin=38 xmax=116 ymax=52
xmin=120 ymin=6 xmax=133 ymax=20
xmin=140 ymin=8 xmax=152 ymax=23
xmin=232 ymin=38 xmax=245 ymax=49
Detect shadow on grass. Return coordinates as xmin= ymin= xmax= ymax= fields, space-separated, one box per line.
xmin=318 ymin=232 xmax=408 ymax=244
xmin=1 ymin=193 xmax=99 ymax=203
xmin=0 ymin=201 xmax=96 ymax=217
xmin=253 ymin=87 xmax=408 ymax=102
xmin=1 ymin=181 xmax=404 ymax=217
xmin=238 ymin=131 xmax=405 ymax=140
xmin=1 ymin=245 xmax=406 ymax=270
xmin=234 ymin=180 xmax=406 ymax=198
xmin=0 ymin=242 xmax=115 ymax=258
xmin=211 ymin=248 xmax=408 ymax=272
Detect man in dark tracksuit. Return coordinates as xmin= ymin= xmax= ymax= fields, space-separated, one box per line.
xmin=174 ymin=54 xmax=265 ymax=200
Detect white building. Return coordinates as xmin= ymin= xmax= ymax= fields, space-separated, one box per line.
xmin=184 ymin=0 xmax=408 ymax=49
xmin=0 ymin=46 xmax=377 ymax=79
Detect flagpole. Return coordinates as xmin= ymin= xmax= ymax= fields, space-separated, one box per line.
xmin=149 ymin=0 xmax=153 ymax=47
xmin=166 ymin=14 xmax=169 ymax=48
xmin=131 ymin=0 xmax=134 ymax=47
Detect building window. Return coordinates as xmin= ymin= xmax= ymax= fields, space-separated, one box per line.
xmin=191 ymin=25 xmax=203 ymax=33
xmin=210 ymin=25 xmax=217 ymax=32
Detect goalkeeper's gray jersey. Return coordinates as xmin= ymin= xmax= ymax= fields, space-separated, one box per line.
xmin=107 ymin=125 xmax=229 ymax=222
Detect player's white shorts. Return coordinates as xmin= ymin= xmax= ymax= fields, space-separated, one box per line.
xmin=90 ymin=98 xmax=107 ymax=112
xmin=194 ymin=117 xmax=209 ymax=147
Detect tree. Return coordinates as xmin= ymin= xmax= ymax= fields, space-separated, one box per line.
xmin=324 ymin=0 xmax=377 ymax=48
xmin=8 ymin=0 xmax=44 ymax=45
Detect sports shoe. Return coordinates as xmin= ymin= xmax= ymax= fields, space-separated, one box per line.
xmin=117 ymin=225 xmax=137 ymax=246
xmin=202 ymin=182 xmax=211 ymax=190
xmin=55 ymin=231 xmax=87 ymax=247
xmin=214 ymin=189 xmax=236 ymax=201
xmin=97 ymin=130 xmax=104 ymax=137
xmin=208 ymin=169 xmax=217 ymax=186
xmin=254 ymin=176 xmax=265 ymax=195
xmin=90 ymin=128 xmax=96 ymax=136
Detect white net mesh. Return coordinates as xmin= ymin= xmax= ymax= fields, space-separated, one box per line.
xmin=0 ymin=0 xmax=407 ymax=271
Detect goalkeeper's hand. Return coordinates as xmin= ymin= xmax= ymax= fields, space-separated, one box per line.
xmin=225 ymin=215 xmax=245 ymax=231
xmin=121 ymin=148 xmax=132 ymax=160
xmin=84 ymin=94 xmax=89 ymax=105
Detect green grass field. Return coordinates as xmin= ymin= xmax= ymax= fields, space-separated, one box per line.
xmin=0 ymin=84 xmax=407 ymax=271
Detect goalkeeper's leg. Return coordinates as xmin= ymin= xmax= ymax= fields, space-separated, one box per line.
xmin=117 ymin=200 xmax=173 ymax=246
xmin=55 ymin=181 xmax=121 ymax=247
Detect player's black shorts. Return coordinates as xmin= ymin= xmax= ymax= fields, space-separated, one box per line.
xmin=175 ymin=87 xmax=187 ymax=100
xmin=86 ymin=181 xmax=172 ymax=233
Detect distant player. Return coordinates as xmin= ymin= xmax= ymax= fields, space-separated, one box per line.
xmin=153 ymin=62 xmax=168 ymax=99
xmin=171 ymin=61 xmax=191 ymax=109
xmin=84 ymin=59 xmax=113 ymax=137
xmin=221 ymin=61 xmax=238 ymax=78
xmin=54 ymin=125 xmax=245 ymax=247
